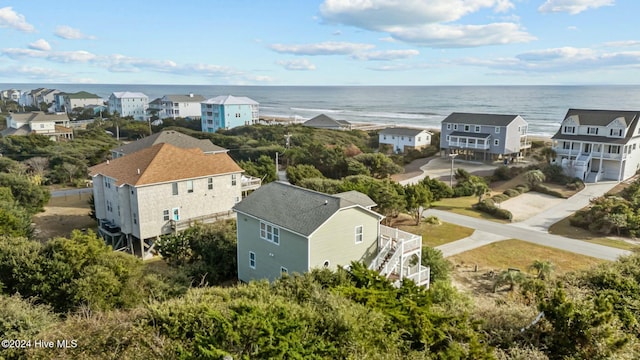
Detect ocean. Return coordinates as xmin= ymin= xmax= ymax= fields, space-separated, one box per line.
xmin=3 ymin=84 xmax=640 ymax=137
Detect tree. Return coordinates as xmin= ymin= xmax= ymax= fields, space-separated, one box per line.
xmin=420 ymin=247 xmax=451 ymax=283
xmin=528 ymin=260 xmax=554 ymax=280
xmin=493 ymin=269 xmax=526 ymax=292
xmin=420 ymin=176 xmax=454 ymax=200
xmin=523 ymin=169 xmax=546 ymax=188
xmin=239 ymin=155 xmax=277 ymax=183
xmin=285 ymin=164 xmax=324 ymax=185
xmin=404 ymin=183 xmax=432 ymax=225
xmin=473 ymin=181 xmax=490 ymax=204
xmin=540 ymin=147 xmax=557 ymax=163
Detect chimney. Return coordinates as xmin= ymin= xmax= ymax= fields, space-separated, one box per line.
xmin=137 ymin=168 xmax=140 ymax=175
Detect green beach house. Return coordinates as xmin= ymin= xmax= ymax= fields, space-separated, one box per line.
xmin=233 ymin=182 xmax=429 ymax=286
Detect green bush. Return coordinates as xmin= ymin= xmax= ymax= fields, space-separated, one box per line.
xmin=423 ymin=215 xmax=441 ymax=225
xmin=503 ymin=188 xmax=520 ymax=197
xmin=475 ymin=199 xmax=513 ymax=220
xmin=492 ymin=166 xmax=512 ymax=181
xmin=533 ymin=184 xmax=565 ymax=198
xmin=491 ymin=194 xmax=510 ymax=203
xmin=515 ymin=184 xmax=530 ymax=193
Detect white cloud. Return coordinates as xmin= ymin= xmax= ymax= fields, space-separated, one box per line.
xmin=0 ymin=65 xmax=68 ymax=80
xmin=54 ymin=25 xmax=96 ymax=40
xmin=0 ymin=7 xmax=35 ymax=32
xmin=320 ymin=0 xmax=514 ymax=27
xmin=516 ymin=47 xmax=596 ymax=61
xmin=538 ymin=0 xmax=614 ymax=15
xmin=269 ymin=41 xmax=374 ymax=55
xmin=352 ymin=49 xmax=419 ymax=60
xmin=367 ymin=63 xmax=433 ymax=71
xmin=458 ymin=46 xmax=640 ymax=73
xmin=276 ymin=59 xmax=317 ymax=70
xmin=2 ymin=48 xmax=98 ymax=63
xmin=603 ymin=40 xmax=640 ymax=47
xmin=319 ymin=0 xmax=533 ymax=48
xmin=28 ymin=39 xmax=51 ymax=51
xmin=388 ymin=23 xmax=535 ymax=48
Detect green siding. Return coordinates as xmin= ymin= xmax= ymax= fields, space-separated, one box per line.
xmin=309 ymin=207 xmax=379 ymax=270
xmin=236 ymin=214 xmax=308 ymax=283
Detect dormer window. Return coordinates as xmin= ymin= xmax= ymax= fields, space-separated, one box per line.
xmin=587 ymin=127 xmax=599 ymax=135
xmin=563 ymin=126 xmax=576 ymax=134
xmin=464 ymin=125 xmax=470 ymax=132
xmin=610 ymin=128 xmax=623 ymax=137
xmin=474 ymin=125 xmax=480 ymax=132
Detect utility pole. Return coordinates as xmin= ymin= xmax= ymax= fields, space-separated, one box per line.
xmin=275 ymin=152 xmax=279 ymax=181
xmin=449 ymin=153 xmax=458 ymax=188
xmin=284 ymin=133 xmax=291 ymax=149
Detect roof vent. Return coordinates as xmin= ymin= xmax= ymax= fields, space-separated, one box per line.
xmin=324 ymin=200 xmax=328 ymax=205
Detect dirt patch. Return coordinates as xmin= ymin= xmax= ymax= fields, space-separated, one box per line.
xmin=391 ymin=156 xmax=435 ymax=182
xmin=499 ymin=192 xmax=565 ymax=222
xmin=32 ymin=192 xmax=97 ymax=241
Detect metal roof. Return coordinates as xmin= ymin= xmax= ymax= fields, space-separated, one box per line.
xmin=442 ymin=112 xmax=522 ymax=126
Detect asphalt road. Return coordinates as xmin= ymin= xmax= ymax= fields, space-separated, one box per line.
xmin=427 ymin=209 xmax=630 ymax=261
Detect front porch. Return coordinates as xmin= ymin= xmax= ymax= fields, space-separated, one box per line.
xmin=369 ymin=225 xmax=430 ymax=288
xmin=553 ymin=140 xmax=627 ymax=182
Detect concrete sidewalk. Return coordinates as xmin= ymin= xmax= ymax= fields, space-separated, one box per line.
xmin=436 ymin=230 xmax=509 ymax=257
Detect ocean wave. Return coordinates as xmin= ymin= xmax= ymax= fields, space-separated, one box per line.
xmin=289 ymin=107 xmax=344 ymax=114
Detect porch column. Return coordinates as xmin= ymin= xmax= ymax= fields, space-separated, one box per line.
xmin=598 ymin=147 xmax=604 ymax=183
xmin=618 ymin=157 xmax=624 ymax=182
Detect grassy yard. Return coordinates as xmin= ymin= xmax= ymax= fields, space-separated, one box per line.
xmin=549 ymin=217 xmax=639 ymax=251
xmin=449 ymin=239 xmax=605 ymax=275
xmin=395 ymin=214 xmax=474 ymax=247
xmin=432 ymin=196 xmax=510 ymax=223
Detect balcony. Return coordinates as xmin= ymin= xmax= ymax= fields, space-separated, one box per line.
xmin=520 ymin=140 xmax=532 ymax=149
xmin=447 ymin=141 xmax=490 ymax=150
xmin=369 ymin=225 xmax=429 ymax=288
xmin=241 ymin=175 xmax=262 ymax=191
xmin=554 ymin=147 xmax=625 ymax=160
xmin=170 ymin=210 xmax=235 ymax=232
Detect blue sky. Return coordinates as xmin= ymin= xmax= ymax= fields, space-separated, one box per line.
xmin=0 ymin=0 xmax=638 ymax=85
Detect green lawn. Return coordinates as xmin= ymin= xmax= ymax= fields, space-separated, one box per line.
xmin=397 ymin=220 xmax=474 ymax=247
xmin=432 ymin=196 xmax=509 ymax=223
xmin=449 ymin=239 xmax=605 ymax=275
xmin=549 ymin=217 xmax=640 ymax=251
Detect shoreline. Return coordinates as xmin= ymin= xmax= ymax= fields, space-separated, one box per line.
xmin=258 ymin=115 xmax=554 ymax=141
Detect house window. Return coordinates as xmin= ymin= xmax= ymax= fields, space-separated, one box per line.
xmin=280 ymin=267 xmax=288 ymax=275
xmin=446 ymin=135 xmax=450 ymax=141
xmin=355 ymin=225 xmax=363 ymax=244
xmin=475 ymin=125 xmax=480 ymax=132
xmin=172 ymin=208 xmax=180 ymax=221
xmin=133 ymin=212 xmax=137 ymax=225
xmin=163 ymin=209 xmax=169 ymax=221
xmin=495 ymin=127 xmax=500 ymax=133
xmin=186 ymin=180 xmax=194 ymax=193
xmin=494 ymin=139 xmax=499 ymax=146
xmin=382 ymin=135 xmax=386 ymax=140
xmin=231 ymin=174 xmax=237 ymax=186
xmin=172 ymin=182 xmax=178 ymax=195
xmin=323 ymin=260 xmax=330 ymax=268
xmin=587 ymin=127 xmax=599 ymax=135
xmin=464 ymin=125 xmax=470 ymax=132
xmin=453 ymin=124 xmax=458 ymax=130
xmin=563 ymin=126 xmax=575 ymax=134
xmin=446 ymin=123 xmax=451 ymax=130
xmin=249 ymin=252 xmax=256 ymax=269
xmin=208 ymin=177 xmax=213 ymax=190
xmin=260 ymin=221 xmax=280 ymax=245
xmin=608 ymin=145 xmax=620 ymax=154
xmin=563 ymin=142 xmax=571 ymax=150
xmin=610 ymin=128 xmax=623 ymax=137
xmin=417 ymin=137 xmax=421 ymax=142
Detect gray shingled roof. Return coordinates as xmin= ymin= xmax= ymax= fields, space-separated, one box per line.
xmin=380 ymin=127 xmax=430 ymax=136
xmin=233 ymin=182 xmax=382 ymax=237
xmin=449 ymin=131 xmax=491 ymax=139
xmin=112 ymin=130 xmax=227 ymax=156
xmin=551 ymin=109 xmax=640 ymax=142
xmin=163 ymin=94 xmax=206 ymax=103
xmin=442 ymin=112 xmax=520 ymax=126
xmin=303 ymin=114 xmax=350 ymax=127
xmin=334 ymin=190 xmax=377 ymax=209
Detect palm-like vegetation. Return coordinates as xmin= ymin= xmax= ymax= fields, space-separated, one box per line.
xmin=529 ymin=260 xmax=555 ymax=280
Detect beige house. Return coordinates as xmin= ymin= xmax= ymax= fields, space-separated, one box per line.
xmin=1 ymin=112 xmax=73 ymax=140
xmin=233 ymin=182 xmax=429 ymax=287
xmin=89 ymin=142 xmax=258 ymax=259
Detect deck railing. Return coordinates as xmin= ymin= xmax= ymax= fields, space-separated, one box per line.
xmin=170 ymin=210 xmax=234 ymax=231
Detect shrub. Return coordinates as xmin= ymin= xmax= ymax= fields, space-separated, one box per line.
xmin=491 ymin=194 xmax=510 ymax=203
xmin=503 ymin=188 xmax=520 ymax=197
xmin=475 ymin=199 xmax=513 ymax=220
xmin=542 ymin=164 xmax=571 ymax=184
xmin=533 ymin=184 xmax=565 ymax=198
xmin=492 ymin=166 xmax=512 ymax=181
xmin=423 ymin=216 xmax=441 ymax=225
xmin=515 ymin=184 xmax=530 ymax=193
